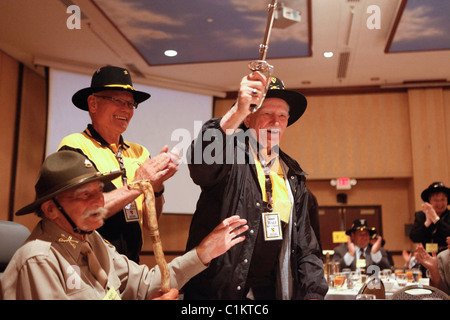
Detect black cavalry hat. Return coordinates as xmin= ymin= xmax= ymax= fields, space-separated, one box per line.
xmin=72 ymin=65 xmax=151 ymax=111
xmin=346 ymin=219 xmax=377 ymax=236
xmin=421 ymin=182 xmax=450 ymax=204
xmin=265 ymin=77 xmax=307 ymax=126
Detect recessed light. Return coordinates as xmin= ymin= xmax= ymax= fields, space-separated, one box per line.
xmin=206 ymin=18 xmax=214 ymax=23
xmin=164 ymin=50 xmax=178 ymax=57
xmin=323 ymin=51 xmax=334 ymax=58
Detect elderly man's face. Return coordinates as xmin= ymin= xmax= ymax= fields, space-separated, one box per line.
xmin=89 ymin=90 xmax=135 ymax=137
xmin=429 ymin=192 xmax=448 ymax=215
xmin=55 ymin=181 xmax=107 ymax=233
xmin=244 ymin=98 xmax=290 ymax=150
xmin=351 ymin=230 xmax=370 ymax=249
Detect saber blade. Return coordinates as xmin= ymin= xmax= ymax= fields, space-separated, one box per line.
xmin=249 ymin=0 xmax=278 ymax=112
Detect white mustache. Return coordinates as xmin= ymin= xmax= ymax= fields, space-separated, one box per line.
xmin=81 ymin=207 xmax=108 ymax=220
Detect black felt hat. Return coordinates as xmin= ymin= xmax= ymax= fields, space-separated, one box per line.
xmin=421 ymin=182 xmax=450 ymax=204
xmin=346 ymin=219 xmax=376 ymax=236
xmin=265 ymin=77 xmax=307 ymax=126
xmin=72 ymin=66 xmax=151 ymax=111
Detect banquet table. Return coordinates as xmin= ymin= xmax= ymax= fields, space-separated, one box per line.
xmin=324 ymin=280 xmax=415 ymax=300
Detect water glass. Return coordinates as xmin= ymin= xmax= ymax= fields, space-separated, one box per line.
xmin=396 ymin=273 xmax=408 ymax=287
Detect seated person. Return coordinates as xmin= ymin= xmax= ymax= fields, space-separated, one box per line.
xmin=0 ymin=151 xmax=248 ymax=300
xmin=333 ymin=219 xmax=392 ymax=272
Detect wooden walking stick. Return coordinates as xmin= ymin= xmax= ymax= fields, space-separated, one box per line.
xmin=127 ymin=180 xmax=170 ymax=293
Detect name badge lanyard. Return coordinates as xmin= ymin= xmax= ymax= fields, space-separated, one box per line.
xmin=258 ymin=154 xmax=274 ymax=213
xmin=115 ymin=146 xmax=128 ymax=185
xmin=258 ymin=153 xmax=285 ymax=241
xmin=114 ymin=146 xmax=140 ymax=222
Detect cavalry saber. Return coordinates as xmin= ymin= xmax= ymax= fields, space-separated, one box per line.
xmin=249 ymin=0 xmax=278 ymax=111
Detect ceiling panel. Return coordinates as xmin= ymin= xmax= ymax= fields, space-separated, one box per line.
xmin=92 ymin=0 xmax=310 ymax=65
xmin=387 ymin=0 xmax=450 ymax=52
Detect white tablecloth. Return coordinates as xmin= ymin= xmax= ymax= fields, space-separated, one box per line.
xmin=324 ymin=281 xmax=408 ymax=300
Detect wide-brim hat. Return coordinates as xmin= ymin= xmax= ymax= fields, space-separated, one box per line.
xmin=421 ymin=182 xmax=450 ymax=204
xmin=72 ymin=66 xmax=151 ymax=111
xmin=265 ymin=77 xmax=307 ymax=127
xmin=16 ymin=151 xmax=123 ymax=216
xmin=346 ymin=219 xmax=376 ymax=236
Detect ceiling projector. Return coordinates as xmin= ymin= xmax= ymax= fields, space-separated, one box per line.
xmin=273 ymin=4 xmax=301 ymax=29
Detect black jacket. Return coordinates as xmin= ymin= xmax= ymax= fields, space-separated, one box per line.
xmin=183 ymin=118 xmax=328 ymax=300
xmin=410 ymin=209 xmax=450 ymax=253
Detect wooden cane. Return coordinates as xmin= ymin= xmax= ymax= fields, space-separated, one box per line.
xmin=127 ymin=180 xmax=170 ymax=293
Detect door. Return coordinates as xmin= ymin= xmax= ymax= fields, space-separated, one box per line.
xmin=318 ymin=205 xmax=382 ymax=251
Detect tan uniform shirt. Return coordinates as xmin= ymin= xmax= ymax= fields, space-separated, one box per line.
xmin=0 ymin=219 xmax=206 ymax=300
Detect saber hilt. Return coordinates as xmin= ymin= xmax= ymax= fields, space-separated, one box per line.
xmin=249 ymin=0 xmax=278 ymax=112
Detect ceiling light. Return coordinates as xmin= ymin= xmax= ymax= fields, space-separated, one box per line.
xmin=164 ymin=50 xmax=178 ymax=57
xmin=323 ymin=51 xmax=334 ymax=58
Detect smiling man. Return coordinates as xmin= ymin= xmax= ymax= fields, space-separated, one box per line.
xmin=183 ymin=72 xmax=328 ymax=300
xmin=58 ymin=66 xmax=178 ymax=263
xmin=0 ymin=151 xmax=248 ymax=300
xmin=410 ymin=182 xmax=450 ymax=254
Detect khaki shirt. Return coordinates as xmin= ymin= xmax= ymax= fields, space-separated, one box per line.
xmin=0 ymin=219 xmax=206 ymax=300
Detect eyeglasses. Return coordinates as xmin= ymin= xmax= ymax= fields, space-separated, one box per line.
xmin=93 ymin=95 xmax=138 ymax=110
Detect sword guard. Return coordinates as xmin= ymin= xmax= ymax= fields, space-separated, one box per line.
xmin=248 ymin=60 xmax=274 ymax=112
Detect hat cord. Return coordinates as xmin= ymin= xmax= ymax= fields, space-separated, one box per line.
xmin=52 ymin=197 xmax=92 ymax=235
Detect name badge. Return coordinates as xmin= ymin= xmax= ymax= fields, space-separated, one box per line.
xmin=103 ymin=286 xmax=121 ymax=300
xmin=262 ymin=212 xmax=283 ymax=241
xmin=124 ymin=200 xmax=140 ymax=222
xmin=356 ymin=259 xmax=366 ymax=268
xmin=426 ymin=243 xmax=438 ymax=253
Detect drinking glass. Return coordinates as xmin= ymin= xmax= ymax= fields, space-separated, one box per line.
xmin=406 ymin=270 xmax=413 ymax=282
xmin=334 ymin=273 xmax=346 ymax=289
xmin=350 ymin=271 xmax=361 ymax=285
xmin=396 ymin=273 xmax=408 ymax=287
xmin=412 ymin=269 xmax=422 ymax=282
xmin=382 ymin=269 xmax=392 ymax=280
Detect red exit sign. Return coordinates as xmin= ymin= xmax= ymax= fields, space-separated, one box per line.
xmin=337 ymin=177 xmax=351 ymax=190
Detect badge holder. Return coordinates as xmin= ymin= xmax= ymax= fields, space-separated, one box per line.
xmin=124 ymin=200 xmax=140 ymax=222
xmin=262 ymin=211 xmax=283 ymax=241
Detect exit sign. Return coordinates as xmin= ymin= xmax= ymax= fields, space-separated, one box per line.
xmin=337 ymin=177 xmax=351 ymax=190
xmin=330 ymin=177 xmax=357 ymax=190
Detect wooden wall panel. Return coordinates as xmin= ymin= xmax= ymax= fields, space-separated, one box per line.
xmin=408 ymin=88 xmax=449 ymax=210
xmin=214 ymin=92 xmax=412 ymax=180
xmin=282 ymin=92 xmax=412 ymax=179
xmin=443 ymin=89 xmax=450 ymax=185
xmin=13 ymin=67 xmax=47 ymax=231
xmin=0 ymin=51 xmax=19 ymax=221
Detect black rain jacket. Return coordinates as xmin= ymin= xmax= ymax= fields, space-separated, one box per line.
xmin=183 ymin=118 xmax=328 ymax=300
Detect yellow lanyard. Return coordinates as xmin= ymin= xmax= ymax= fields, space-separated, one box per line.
xmin=253 ymin=150 xmax=292 ymax=223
